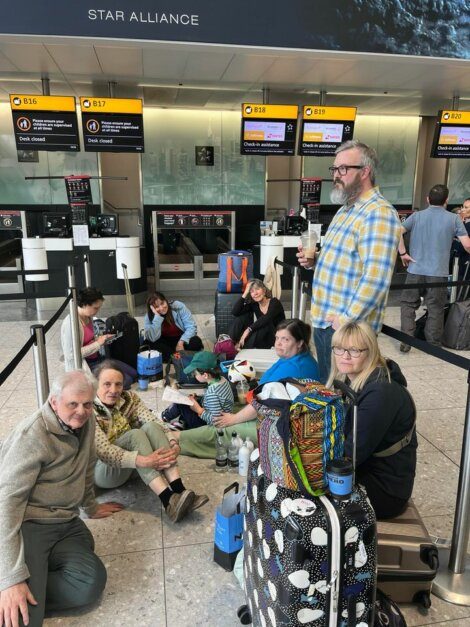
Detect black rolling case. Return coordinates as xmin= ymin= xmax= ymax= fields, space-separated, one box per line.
xmin=105 ymin=312 xmax=140 ymax=369
xmin=214 ymin=291 xmax=241 ymax=337
xmin=239 ymin=380 xmax=378 ymax=626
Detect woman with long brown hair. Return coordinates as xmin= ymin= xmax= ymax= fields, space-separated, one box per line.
xmin=143 ymin=292 xmax=203 ymax=361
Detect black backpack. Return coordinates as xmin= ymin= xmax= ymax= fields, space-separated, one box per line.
xmin=105 ymin=312 xmax=140 ymax=369
xmin=374 ymin=589 xmax=407 ymax=626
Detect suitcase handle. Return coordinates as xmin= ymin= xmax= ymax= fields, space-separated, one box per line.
xmin=333 ymin=379 xmax=358 ymax=483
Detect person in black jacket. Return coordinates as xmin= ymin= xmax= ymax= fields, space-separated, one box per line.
xmin=229 ymin=279 xmax=285 ymax=350
xmin=327 ymin=321 xmax=417 ymax=519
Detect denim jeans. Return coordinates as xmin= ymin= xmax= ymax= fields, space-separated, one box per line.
xmin=313 ymin=326 xmax=335 ymax=384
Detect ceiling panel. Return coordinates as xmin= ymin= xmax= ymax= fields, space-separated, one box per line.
xmin=0 ymin=43 xmax=60 ymax=73
xmin=0 ymin=80 xmax=42 ymax=96
xmin=182 ymin=51 xmax=234 ymax=82
xmin=95 ymin=46 xmax=143 ymax=77
xmin=220 ymin=54 xmax=276 ymax=83
xmin=174 ymin=89 xmax=211 ymax=107
xmin=0 ymin=51 xmax=18 ymax=72
xmin=143 ymin=48 xmax=188 ymax=80
xmin=257 ymin=56 xmax=317 ymax=84
xmin=45 ymin=44 xmax=102 ymax=75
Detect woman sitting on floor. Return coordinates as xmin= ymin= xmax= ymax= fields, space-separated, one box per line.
xmin=229 ymin=279 xmax=285 ymax=350
xmin=328 ymin=321 xmax=417 ymax=519
xmin=172 ymin=319 xmax=319 ymax=458
xmin=143 ymin=292 xmax=204 ymax=361
xmin=93 ymin=360 xmax=208 ymax=523
xmin=60 ymin=287 xmax=137 ymax=389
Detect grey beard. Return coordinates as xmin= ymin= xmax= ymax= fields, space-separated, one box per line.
xmin=330 ymin=180 xmax=362 ymax=206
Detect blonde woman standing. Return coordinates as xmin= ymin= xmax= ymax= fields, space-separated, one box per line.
xmin=328 ymin=321 xmax=417 ymax=519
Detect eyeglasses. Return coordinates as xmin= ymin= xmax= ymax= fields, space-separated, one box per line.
xmin=332 ymin=346 xmax=369 ymax=358
xmin=328 ymin=165 xmax=365 ymax=176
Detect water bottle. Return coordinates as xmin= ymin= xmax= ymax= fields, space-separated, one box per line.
xmin=234 ymin=432 xmax=244 ymax=450
xmin=245 ymin=437 xmax=255 ymax=454
xmin=215 ymin=430 xmax=227 ymax=473
xmin=228 ymin=433 xmax=239 ymax=472
xmin=238 ymin=442 xmax=250 ymax=477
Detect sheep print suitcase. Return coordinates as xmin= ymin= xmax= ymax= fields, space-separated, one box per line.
xmin=243 ymin=450 xmax=377 ymax=627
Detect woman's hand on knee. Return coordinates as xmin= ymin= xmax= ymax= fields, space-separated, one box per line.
xmin=213 ymin=412 xmax=236 ymax=428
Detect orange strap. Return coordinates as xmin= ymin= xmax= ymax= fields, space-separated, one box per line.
xmin=226 ymin=255 xmax=249 ymax=292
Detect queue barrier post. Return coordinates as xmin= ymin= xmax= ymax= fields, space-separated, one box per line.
xmin=67 ymin=265 xmax=82 ymax=370
xmin=433 ymin=373 xmax=470 ymax=605
xmin=30 ymin=324 xmax=49 ymax=407
xmin=83 ymin=254 xmax=92 ymax=288
xmin=299 ymin=281 xmax=311 ymax=323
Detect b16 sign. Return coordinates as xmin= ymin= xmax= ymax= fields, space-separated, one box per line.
xmin=80 ymin=97 xmax=144 ymax=152
xmin=10 ymin=94 xmax=79 ymax=152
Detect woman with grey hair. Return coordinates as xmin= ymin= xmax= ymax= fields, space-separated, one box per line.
xmin=229 ymin=279 xmax=285 ymax=349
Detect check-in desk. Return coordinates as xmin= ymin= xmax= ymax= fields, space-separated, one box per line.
xmin=22 ymin=237 xmax=147 ymax=310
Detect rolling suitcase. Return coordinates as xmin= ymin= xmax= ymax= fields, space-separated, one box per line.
xmin=441 ymin=300 xmax=470 ymax=349
xmin=239 ymin=380 xmax=377 ymax=626
xmin=214 ymin=291 xmax=241 ymax=337
xmin=377 ymin=499 xmax=438 ymax=610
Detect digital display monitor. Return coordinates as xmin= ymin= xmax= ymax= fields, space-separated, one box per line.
xmin=298 ymin=106 xmax=356 ymax=157
xmin=240 ymin=103 xmax=298 ymax=156
xmin=431 ymin=110 xmax=470 ymax=158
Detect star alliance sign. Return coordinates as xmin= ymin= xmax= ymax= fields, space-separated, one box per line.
xmin=88 ymin=9 xmax=199 ymax=26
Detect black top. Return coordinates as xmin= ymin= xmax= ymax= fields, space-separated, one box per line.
xmin=232 ymin=297 xmax=285 ymax=333
xmin=344 ymin=360 xmax=417 ymax=501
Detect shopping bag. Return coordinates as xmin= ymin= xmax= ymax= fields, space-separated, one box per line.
xmin=213 ymin=482 xmax=245 ymax=571
xmin=137 ymin=347 xmax=163 ymax=379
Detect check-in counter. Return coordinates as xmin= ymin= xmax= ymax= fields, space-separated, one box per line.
xmin=22 ymin=237 xmax=147 ymax=310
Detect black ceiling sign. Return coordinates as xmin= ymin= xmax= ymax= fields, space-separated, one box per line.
xmin=1 ymin=1 xmax=468 ymax=60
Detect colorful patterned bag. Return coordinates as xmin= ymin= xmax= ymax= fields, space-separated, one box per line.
xmin=252 ymin=379 xmax=344 ymax=496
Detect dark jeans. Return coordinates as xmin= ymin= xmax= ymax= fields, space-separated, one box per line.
xmin=162 ymin=402 xmax=207 ymax=430
xmin=87 ymin=356 xmax=136 ymax=390
xmin=147 ymin=335 xmax=204 ymax=362
xmin=229 ymin=313 xmax=275 ymax=349
xmin=400 ymin=273 xmax=448 ymax=345
xmin=313 ymin=326 xmax=335 ymax=384
xmin=21 ymin=517 xmax=106 ymax=627
xmin=357 ymin=470 xmax=409 ymax=520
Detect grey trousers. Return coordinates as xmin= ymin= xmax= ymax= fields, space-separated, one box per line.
xmin=400 ymin=273 xmax=448 ymax=345
xmin=94 ymin=421 xmax=171 ymax=488
xmin=21 ymin=517 xmax=106 ymax=627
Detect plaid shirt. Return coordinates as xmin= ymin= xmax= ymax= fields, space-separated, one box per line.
xmin=311 ymin=186 xmax=401 ymax=332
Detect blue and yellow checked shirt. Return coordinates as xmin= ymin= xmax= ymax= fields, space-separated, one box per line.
xmin=311 ymin=186 xmax=401 ymax=332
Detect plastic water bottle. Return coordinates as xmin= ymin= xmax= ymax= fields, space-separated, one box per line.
xmin=228 ymin=433 xmax=239 ymax=472
xmin=245 ymin=437 xmax=255 ymax=454
xmin=238 ymin=442 xmax=250 ymax=477
xmin=234 ymin=432 xmax=244 ymax=450
xmin=215 ymin=430 xmax=228 ymax=473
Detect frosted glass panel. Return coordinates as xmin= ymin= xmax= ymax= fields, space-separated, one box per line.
xmin=142 ymin=108 xmax=264 ymax=205
xmin=0 ymin=103 xmax=100 ymax=205
xmin=303 ymin=115 xmax=420 ymax=205
xmin=448 ymin=160 xmax=470 ymax=203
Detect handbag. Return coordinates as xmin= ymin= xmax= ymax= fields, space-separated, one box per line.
xmin=213 ymin=482 xmax=245 ymax=571
xmin=213 ymin=334 xmax=237 ymax=360
xmin=253 ymin=379 xmax=345 ymax=496
xmin=374 ymin=589 xmax=407 ymax=626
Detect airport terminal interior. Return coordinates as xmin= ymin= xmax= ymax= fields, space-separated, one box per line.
xmin=1 ymin=3 xmax=470 ymax=626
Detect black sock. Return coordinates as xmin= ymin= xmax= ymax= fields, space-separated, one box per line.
xmin=159 ymin=487 xmax=173 ymax=508
xmin=169 ymin=478 xmax=185 ymax=494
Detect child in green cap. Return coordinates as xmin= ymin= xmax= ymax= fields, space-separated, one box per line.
xmin=161 ymin=351 xmax=234 ymax=430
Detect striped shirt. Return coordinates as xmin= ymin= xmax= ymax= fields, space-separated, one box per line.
xmin=201 ymin=377 xmax=234 ymax=424
xmin=311 ymin=186 xmax=401 ymax=332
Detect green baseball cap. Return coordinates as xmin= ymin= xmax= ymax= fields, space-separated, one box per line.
xmin=183 ymin=351 xmax=218 ymax=374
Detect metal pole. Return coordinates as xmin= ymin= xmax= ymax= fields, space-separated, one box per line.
xmin=433 ymin=375 xmax=470 ymax=605
xmin=291 ymin=267 xmax=300 ymax=318
xmin=31 ymin=324 xmax=49 ymax=407
xmin=299 ymin=281 xmax=310 ymax=322
xmin=41 ymin=78 xmax=50 ymax=96
xmin=83 ymin=254 xmax=92 ymax=288
xmin=108 ymin=81 xmax=117 ymax=98
xmin=319 ymin=90 xmax=327 ymax=106
xmin=67 ymin=266 xmax=82 ymax=369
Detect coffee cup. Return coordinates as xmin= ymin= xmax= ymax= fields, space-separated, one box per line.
xmin=326 ymin=459 xmax=353 ymax=500
xmin=300 ymin=232 xmax=317 ymax=260
xmin=138 ymin=377 xmax=149 ymax=391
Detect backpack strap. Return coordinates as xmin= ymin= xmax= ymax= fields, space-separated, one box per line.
xmin=373 ymin=388 xmax=416 ymax=458
xmin=226 ymin=256 xmax=233 ymax=292
xmin=240 ymin=256 xmax=249 ymax=289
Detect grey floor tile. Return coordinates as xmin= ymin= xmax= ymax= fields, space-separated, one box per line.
xmin=417 ymin=409 xmax=465 ymax=453
xmin=413 ymin=449 xmax=460 ymax=516
xmin=44 ymin=549 xmax=166 ymax=627
xmin=400 ymin=595 xmax=470 ymax=626
xmin=164 ymin=542 xmax=245 ymax=627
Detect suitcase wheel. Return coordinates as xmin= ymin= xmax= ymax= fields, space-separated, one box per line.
xmin=413 ymin=590 xmax=432 ymax=611
xmin=237 ymin=605 xmax=252 ymax=625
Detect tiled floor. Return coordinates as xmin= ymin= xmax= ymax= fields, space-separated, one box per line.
xmin=0 ymin=298 xmax=470 ymax=626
